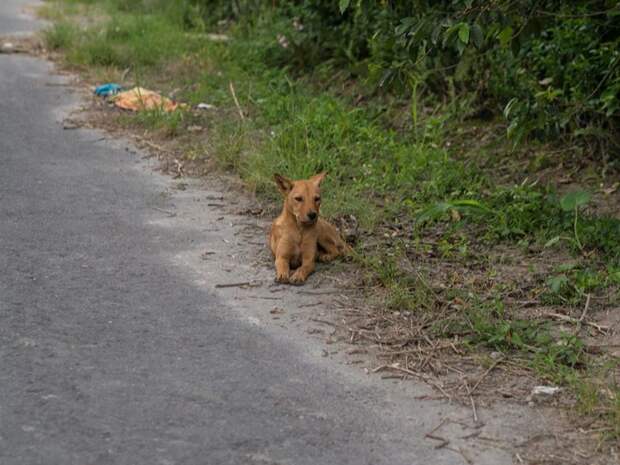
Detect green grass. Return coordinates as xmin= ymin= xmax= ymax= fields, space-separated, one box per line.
xmin=42 ymin=0 xmax=620 ymax=441
xmin=38 ymin=1 xmax=620 ymax=261
xmin=43 ymin=21 xmax=76 ymax=50
xmin=119 ymin=107 xmax=187 ymax=137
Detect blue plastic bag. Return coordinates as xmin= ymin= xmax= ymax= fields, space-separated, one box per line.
xmin=94 ymin=83 xmax=122 ymax=97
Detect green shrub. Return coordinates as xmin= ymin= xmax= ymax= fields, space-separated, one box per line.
xmin=186 ymin=0 xmax=619 ymax=158
xmin=55 ymin=0 xmax=620 ymax=156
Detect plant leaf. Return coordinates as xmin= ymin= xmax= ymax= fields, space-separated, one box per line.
xmin=544 ymin=236 xmax=561 ymax=248
xmin=458 ymin=23 xmax=470 ymax=44
xmin=548 ymin=275 xmax=568 ymax=294
xmin=560 ymin=190 xmax=591 ymax=212
xmin=498 ymin=26 xmax=512 ymax=48
xmin=339 ymin=0 xmax=351 ymax=14
xmin=471 ymin=23 xmax=483 ymax=48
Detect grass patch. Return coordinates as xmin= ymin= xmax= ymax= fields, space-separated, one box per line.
xmin=43 ymin=21 xmax=76 ymax=50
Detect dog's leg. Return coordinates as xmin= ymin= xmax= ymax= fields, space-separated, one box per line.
xmin=274 ymin=237 xmax=296 ymax=283
xmin=289 ymin=244 xmax=317 ymax=284
xmin=317 ymin=220 xmax=349 ymax=262
xmin=317 ymin=237 xmax=343 ymax=262
xmin=274 ymin=256 xmax=290 ymax=283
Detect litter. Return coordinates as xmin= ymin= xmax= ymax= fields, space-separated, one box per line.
xmin=112 ymin=87 xmax=182 ymax=112
xmin=206 ymin=33 xmax=229 ymax=42
xmin=527 ymin=385 xmax=562 ymax=404
xmin=197 ymin=103 xmax=216 ymax=110
xmin=94 ymin=83 xmax=122 ymax=97
xmin=531 ymin=385 xmax=561 ymax=396
xmin=0 ymin=42 xmax=15 ymax=53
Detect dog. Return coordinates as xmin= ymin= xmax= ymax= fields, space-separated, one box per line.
xmin=269 ymin=172 xmax=349 ymax=284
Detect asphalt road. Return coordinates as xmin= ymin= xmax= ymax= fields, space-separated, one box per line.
xmin=0 ymin=3 xmax=526 ymax=465
xmin=0 ymin=0 xmax=41 ymax=35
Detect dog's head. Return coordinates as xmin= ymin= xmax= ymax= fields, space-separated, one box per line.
xmin=274 ymin=172 xmax=327 ymax=227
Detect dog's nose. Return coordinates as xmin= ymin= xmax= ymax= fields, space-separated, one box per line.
xmin=307 ymin=211 xmax=317 ymax=221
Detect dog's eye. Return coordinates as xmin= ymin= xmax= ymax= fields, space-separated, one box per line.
xmin=314 ymin=196 xmax=321 ymax=202
xmin=294 ymin=196 xmax=303 ymax=202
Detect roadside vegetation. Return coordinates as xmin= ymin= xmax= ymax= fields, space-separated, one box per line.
xmin=39 ymin=0 xmax=619 ymax=452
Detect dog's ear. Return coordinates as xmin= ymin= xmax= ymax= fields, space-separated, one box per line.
xmin=310 ymin=171 xmax=327 ymax=186
xmin=274 ymin=173 xmax=293 ymax=194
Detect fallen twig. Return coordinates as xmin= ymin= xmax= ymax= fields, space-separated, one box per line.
xmin=373 ymin=364 xmax=451 ymax=400
xmin=121 ymin=66 xmax=131 ymax=82
xmin=299 ymin=302 xmax=323 ymax=308
xmin=229 ymin=81 xmax=245 ymax=121
xmin=548 ymin=312 xmax=609 ymax=333
xmin=463 ymin=380 xmax=479 ymax=424
xmin=309 ymin=318 xmax=336 ymax=326
xmin=424 ymin=419 xmax=451 ymax=449
xmin=215 ymin=281 xmax=260 ymax=289
xmin=414 ymin=395 xmax=448 ymax=401
xmin=151 ymin=207 xmax=176 ymax=217
xmin=377 ymin=341 xmax=461 ymax=357
xmin=460 ymin=430 xmax=481 ymax=440
xmin=425 ymin=433 xmax=450 ymax=449
xmin=446 ymin=447 xmax=474 ymax=465
xmin=430 ymin=418 xmax=450 ymax=434
xmin=579 ymin=293 xmax=591 ymax=322
xmin=470 ymin=356 xmax=504 ymax=395
xmin=346 ymin=348 xmax=367 ymax=355
xmin=297 ymin=290 xmax=339 ymax=295
xmin=141 ymin=139 xmax=169 ymax=153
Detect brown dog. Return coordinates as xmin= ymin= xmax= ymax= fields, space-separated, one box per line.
xmin=270 ymin=172 xmax=349 ymax=284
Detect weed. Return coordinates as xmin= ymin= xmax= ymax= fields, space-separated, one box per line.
xmin=43 ymin=21 xmax=76 ymax=50
xmin=544 ymin=264 xmax=611 ymax=305
xmin=465 ymin=303 xmax=553 ymax=354
xmin=558 ymin=190 xmax=592 ymax=251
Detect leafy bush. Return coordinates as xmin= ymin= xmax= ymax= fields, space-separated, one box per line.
xmin=186 ymin=0 xmax=619 ymax=157
xmin=64 ymin=0 xmax=620 ymax=155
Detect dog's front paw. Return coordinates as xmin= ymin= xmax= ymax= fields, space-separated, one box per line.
xmin=288 ymin=270 xmax=307 ymax=285
xmin=275 ymin=271 xmax=289 ymax=283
